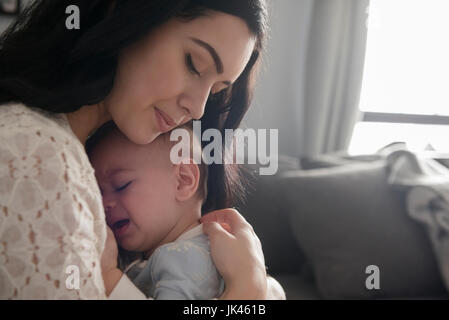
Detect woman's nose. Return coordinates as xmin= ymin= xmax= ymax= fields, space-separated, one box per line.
xmin=179 ymin=84 xmax=211 ymax=120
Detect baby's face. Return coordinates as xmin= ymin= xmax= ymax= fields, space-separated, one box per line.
xmin=90 ymin=132 xmax=187 ymax=253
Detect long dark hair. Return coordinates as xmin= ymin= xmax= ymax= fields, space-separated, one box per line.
xmin=0 ymin=0 xmax=268 ymax=212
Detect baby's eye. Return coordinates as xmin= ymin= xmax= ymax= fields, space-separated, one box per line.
xmin=115 ymin=181 xmax=132 ymax=192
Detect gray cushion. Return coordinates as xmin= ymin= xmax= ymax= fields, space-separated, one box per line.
xmin=234 ymin=155 xmax=306 ymax=275
xmin=281 ymin=161 xmax=447 ymax=299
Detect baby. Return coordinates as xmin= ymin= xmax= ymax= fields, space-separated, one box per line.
xmin=87 ymin=121 xmax=224 ymax=299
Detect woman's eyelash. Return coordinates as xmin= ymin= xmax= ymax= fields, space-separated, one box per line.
xmin=116 ymin=181 xmax=132 ymax=192
xmin=185 ymin=53 xmax=201 ymax=76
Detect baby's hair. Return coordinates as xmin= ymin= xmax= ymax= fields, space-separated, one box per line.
xmin=85 ymin=120 xmax=208 ymax=203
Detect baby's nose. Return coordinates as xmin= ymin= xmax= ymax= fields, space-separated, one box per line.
xmin=102 ymin=195 xmax=117 ymax=213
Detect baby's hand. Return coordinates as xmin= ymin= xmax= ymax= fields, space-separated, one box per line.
xmin=101 ymin=226 xmax=118 ymax=274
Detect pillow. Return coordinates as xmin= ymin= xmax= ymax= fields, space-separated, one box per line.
xmin=281 ymin=161 xmax=447 ymax=299
xmin=300 ymin=152 xmax=384 ymax=170
xmin=234 ymin=154 xmax=307 ymax=275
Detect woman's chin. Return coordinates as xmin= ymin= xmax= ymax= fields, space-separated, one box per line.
xmin=113 ymin=119 xmax=158 ymax=145
xmin=126 ymin=123 xmax=160 ymax=145
xmin=131 ymin=134 xmax=155 ymax=145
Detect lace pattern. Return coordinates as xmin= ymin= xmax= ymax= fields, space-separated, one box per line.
xmin=0 ymin=103 xmax=106 ymax=299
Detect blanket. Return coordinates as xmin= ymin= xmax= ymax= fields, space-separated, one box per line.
xmin=386 ymin=149 xmax=449 ymax=291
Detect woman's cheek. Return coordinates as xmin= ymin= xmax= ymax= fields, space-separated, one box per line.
xmin=150 ymin=55 xmax=186 ymax=99
xmin=126 ymin=62 xmax=160 ymax=106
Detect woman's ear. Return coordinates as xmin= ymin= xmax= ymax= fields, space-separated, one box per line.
xmin=174 ymin=159 xmax=200 ymax=202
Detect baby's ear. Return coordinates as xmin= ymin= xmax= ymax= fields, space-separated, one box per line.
xmin=174 ymin=159 xmax=200 ymax=202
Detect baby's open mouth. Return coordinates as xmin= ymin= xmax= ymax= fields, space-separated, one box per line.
xmin=113 ymin=219 xmax=130 ymax=233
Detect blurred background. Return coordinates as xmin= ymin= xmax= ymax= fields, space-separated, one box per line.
xmin=244 ymin=0 xmax=449 ymax=158
xmin=2 ymin=0 xmax=449 ymax=300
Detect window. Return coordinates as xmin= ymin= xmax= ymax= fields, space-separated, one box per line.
xmin=349 ymin=0 xmax=449 ymax=155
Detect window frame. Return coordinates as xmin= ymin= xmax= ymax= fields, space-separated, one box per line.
xmin=361 ymin=112 xmax=449 ymax=126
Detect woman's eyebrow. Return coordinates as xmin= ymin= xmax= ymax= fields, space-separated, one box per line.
xmin=190 ymin=37 xmax=224 ymax=75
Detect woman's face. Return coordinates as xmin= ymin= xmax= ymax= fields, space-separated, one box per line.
xmin=103 ymin=11 xmax=256 ymax=145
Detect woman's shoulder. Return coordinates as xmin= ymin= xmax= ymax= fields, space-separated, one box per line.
xmin=0 ymin=102 xmax=92 ymax=174
xmin=0 ymin=102 xmax=105 ymax=251
xmin=0 ymin=102 xmax=70 ymax=134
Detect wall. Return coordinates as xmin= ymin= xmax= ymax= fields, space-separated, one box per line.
xmin=244 ymin=0 xmax=313 ymax=157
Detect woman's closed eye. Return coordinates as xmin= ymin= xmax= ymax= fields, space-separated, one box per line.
xmin=185 ymin=53 xmax=201 ymax=77
xmin=115 ymin=181 xmax=132 ymax=192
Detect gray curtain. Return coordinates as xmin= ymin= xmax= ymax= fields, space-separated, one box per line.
xmin=302 ymin=0 xmax=369 ymax=157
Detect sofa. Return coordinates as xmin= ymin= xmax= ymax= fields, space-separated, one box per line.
xmin=234 ymin=153 xmax=449 ymax=299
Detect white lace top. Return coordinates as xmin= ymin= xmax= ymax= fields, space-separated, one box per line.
xmin=0 ymin=103 xmax=106 ymax=299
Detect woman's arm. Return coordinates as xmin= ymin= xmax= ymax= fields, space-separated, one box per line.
xmin=201 ymin=209 xmax=286 ymax=300
xmin=0 ymin=124 xmax=106 ymax=299
xmin=101 ymin=226 xmax=151 ymax=299
xmin=101 ymin=226 xmax=123 ymax=296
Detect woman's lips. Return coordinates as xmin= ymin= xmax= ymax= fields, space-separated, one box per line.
xmin=154 ymin=107 xmax=176 ymax=133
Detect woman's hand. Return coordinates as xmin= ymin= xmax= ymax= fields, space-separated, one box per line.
xmin=101 ymin=226 xmax=123 ymax=296
xmin=201 ymin=208 xmax=268 ymax=300
xmin=101 ymin=226 xmax=119 ymax=273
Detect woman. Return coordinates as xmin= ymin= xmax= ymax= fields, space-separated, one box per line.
xmin=0 ymin=0 xmax=285 ymax=299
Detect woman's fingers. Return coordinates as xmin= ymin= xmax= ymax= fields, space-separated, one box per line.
xmin=200 ymin=208 xmax=248 ymax=232
xmin=202 ymin=209 xmax=268 ymax=299
xmin=219 ymin=222 xmax=232 ymax=233
xmin=202 ymin=221 xmax=233 ymax=240
xmin=202 ymin=208 xmax=265 ymax=268
xmin=201 ymin=208 xmax=259 ymax=250
xmin=200 ymin=209 xmax=227 ymax=225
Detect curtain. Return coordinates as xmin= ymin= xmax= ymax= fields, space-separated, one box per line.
xmin=301 ymin=0 xmax=369 ymax=157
